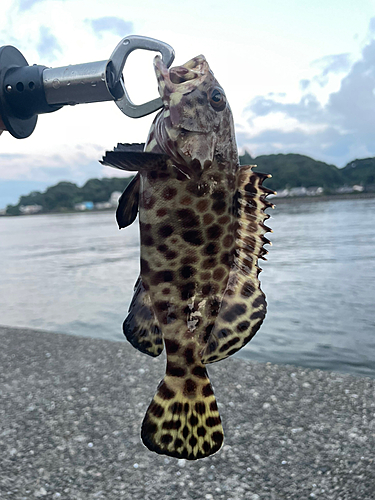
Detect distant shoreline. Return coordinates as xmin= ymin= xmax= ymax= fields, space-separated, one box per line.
xmin=1 ymin=191 xmax=374 ymax=217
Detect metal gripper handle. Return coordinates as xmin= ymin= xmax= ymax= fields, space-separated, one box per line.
xmin=0 ymin=35 xmax=175 ymax=139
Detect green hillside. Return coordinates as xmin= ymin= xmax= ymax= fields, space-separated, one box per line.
xmin=340 ymin=158 xmax=375 ymax=186
xmin=6 ymin=176 xmax=133 ymax=215
xmin=240 ymin=153 xmax=343 ymax=192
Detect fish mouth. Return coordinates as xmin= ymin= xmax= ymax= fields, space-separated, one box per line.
xmin=154 ymin=54 xmax=209 ymax=94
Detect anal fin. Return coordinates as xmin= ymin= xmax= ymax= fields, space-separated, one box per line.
xmin=124 ymin=277 xmax=164 ymax=357
xmin=201 ymin=165 xmax=274 ymax=364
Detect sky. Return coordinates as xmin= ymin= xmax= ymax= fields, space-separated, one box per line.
xmin=1 ymin=0 xmax=375 ymax=207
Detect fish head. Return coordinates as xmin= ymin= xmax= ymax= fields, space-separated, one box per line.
xmin=150 ymin=55 xmax=238 ymax=172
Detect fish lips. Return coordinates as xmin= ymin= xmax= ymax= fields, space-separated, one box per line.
xmin=154 ymin=55 xmax=209 ymax=100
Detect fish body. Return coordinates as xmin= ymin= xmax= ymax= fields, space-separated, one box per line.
xmin=102 ymin=55 xmax=274 ymax=460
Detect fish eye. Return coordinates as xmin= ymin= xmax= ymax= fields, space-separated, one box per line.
xmin=209 ymin=88 xmax=226 ymax=111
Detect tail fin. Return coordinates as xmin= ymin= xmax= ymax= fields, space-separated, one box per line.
xmin=141 ymin=374 xmax=224 ymax=460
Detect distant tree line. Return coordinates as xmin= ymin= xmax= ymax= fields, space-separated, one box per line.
xmin=5 ymin=153 xmax=375 ymax=215
xmin=239 ymin=153 xmax=375 ymax=193
xmin=6 ymin=177 xmax=133 ymax=215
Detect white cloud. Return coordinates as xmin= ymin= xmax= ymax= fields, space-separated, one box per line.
xmin=239 ymin=18 xmax=375 ymax=167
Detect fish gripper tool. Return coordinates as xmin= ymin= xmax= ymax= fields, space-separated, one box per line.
xmin=0 ymin=35 xmax=175 ymax=139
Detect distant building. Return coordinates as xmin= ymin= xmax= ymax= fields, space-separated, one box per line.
xmin=110 ymin=191 xmax=122 ymax=207
xmin=353 ymin=185 xmax=364 ymax=192
xmin=74 ymin=201 xmax=94 ymax=211
xmin=95 ymin=201 xmax=112 ymax=210
xmin=19 ymin=204 xmax=42 ymax=214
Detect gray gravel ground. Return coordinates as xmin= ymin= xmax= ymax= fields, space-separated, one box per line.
xmin=0 ymin=326 xmax=374 ymax=500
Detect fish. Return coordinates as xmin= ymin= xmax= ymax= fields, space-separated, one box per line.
xmin=101 ymin=54 xmax=274 ymax=460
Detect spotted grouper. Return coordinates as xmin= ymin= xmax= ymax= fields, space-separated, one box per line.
xmin=101 ymin=55 xmax=274 ymax=460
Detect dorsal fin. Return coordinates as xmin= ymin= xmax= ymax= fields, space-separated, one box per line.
xmin=201 ymin=165 xmax=275 ymax=364
xmin=116 ymin=174 xmax=140 ymax=229
xmin=100 ymin=151 xmax=168 ymax=171
xmin=123 ymin=277 xmax=164 ymax=357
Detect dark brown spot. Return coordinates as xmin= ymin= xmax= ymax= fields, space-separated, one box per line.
xmin=210 ymin=400 xmax=218 ymax=412
xmin=177 ymin=209 xmax=199 ymax=228
xmin=253 ymin=295 xmax=265 ymax=308
xmin=251 ymin=309 xmax=266 ymax=320
xmin=167 ymin=364 xmax=186 ymax=377
xmin=157 ymin=244 xmax=168 ymax=253
xmin=159 ymin=225 xmax=174 ymax=238
xmin=241 ymin=281 xmax=256 ymax=297
xmin=213 ymin=267 xmax=225 ymax=281
xmin=196 ymin=199 xmax=209 ymax=212
xmin=156 ymin=208 xmax=167 ymax=217
xmin=202 ymin=284 xmax=212 ymax=295
xmin=192 ymin=366 xmax=207 ymax=378
xmin=161 ymin=433 xmax=173 ymax=444
xmin=181 ymin=196 xmax=192 ymax=205
xmin=181 ymin=254 xmax=198 ymax=264
xmin=219 ymin=337 xmax=240 ymax=352
xmin=152 ymin=270 xmax=174 ymax=284
xmin=189 ymin=436 xmax=198 ymax=448
xmin=222 ymin=303 xmax=247 ymax=322
xmin=180 ymin=265 xmax=195 ymax=279
xmin=183 ymin=426 xmax=189 ymax=438
xmin=223 ymin=234 xmax=234 ymax=247
xmin=170 ymin=402 xmax=183 ymax=415
xmin=140 ymin=259 xmax=150 ymax=274
xmin=207 ymin=355 xmax=218 ymax=362
xmin=155 ymin=301 xmax=169 ymax=312
xmin=163 ymin=186 xmax=177 ymax=200
xmin=245 ymin=182 xmax=257 ymax=194
xmin=212 ymin=431 xmax=224 ymax=444
xmin=201 ymin=273 xmax=211 ymax=282
xmin=150 ymin=402 xmax=164 ymax=418
xmin=184 ymin=347 xmax=195 ymax=365
xmin=162 ymin=287 xmax=170 ymax=295
xmin=217 ymin=328 xmax=229 ymax=338
xmin=227 ymin=348 xmax=239 ymax=356
xmin=163 ymin=420 xmax=181 ymax=430
xmin=158 ymin=382 xmax=175 ymax=400
xmin=195 ymin=402 xmax=206 ymax=414
xmin=203 ymin=213 xmax=215 ymax=225
xmin=202 ymin=258 xmax=216 ymax=270
xmin=206 ymin=416 xmax=221 ymax=427
xmin=202 ymin=384 xmax=214 ymax=397
xmin=165 ymin=250 xmax=177 ymax=260
xmin=212 ymin=199 xmax=226 ymax=214
xmin=175 ymin=438 xmax=183 ymax=448
xmin=165 ymin=339 xmax=180 ymax=354
xmin=204 ymin=243 xmax=217 ymax=255
xmin=142 ymin=235 xmax=154 ymax=246
xmin=180 ymin=282 xmax=195 ymax=300
xmin=190 ymin=414 xmax=199 ymax=426
xmin=184 ymin=403 xmax=189 ymax=413
xmin=142 ymin=418 xmax=157 ymax=435
xmin=184 ymin=379 xmax=197 ymax=396
xmin=207 ymin=224 xmax=223 ymax=240
xmin=221 ymin=252 xmax=233 ymax=266
xmin=237 ymin=320 xmax=250 ymax=332
xmin=218 ymin=215 xmax=230 ymax=224
xmin=197 ymin=426 xmax=207 ymax=437
xmin=207 ymin=340 xmax=217 ymax=353
xmin=203 ymin=441 xmax=211 ymax=453
xmin=182 ymin=230 xmax=203 ymax=246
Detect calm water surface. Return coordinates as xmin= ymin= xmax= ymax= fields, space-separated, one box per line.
xmin=0 ymin=197 xmax=374 ymax=377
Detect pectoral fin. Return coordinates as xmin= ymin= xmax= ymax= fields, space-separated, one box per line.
xmin=116 ymin=174 xmax=140 ymax=229
xmin=201 ymin=165 xmax=275 ymax=364
xmin=124 ymin=277 xmax=164 ymax=357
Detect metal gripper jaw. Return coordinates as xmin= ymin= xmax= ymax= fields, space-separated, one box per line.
xmin=0 ymin=35 xmax=175 ymax=139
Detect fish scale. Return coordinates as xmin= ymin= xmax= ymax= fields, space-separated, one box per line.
xmin=101 ymin=54 xmax=274 ymax=459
